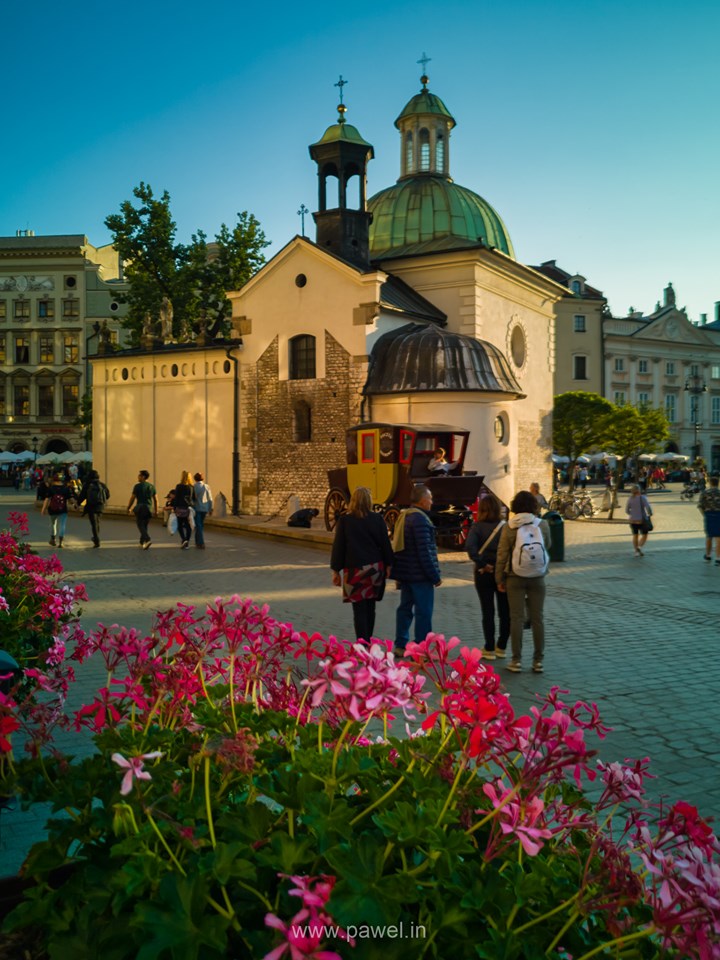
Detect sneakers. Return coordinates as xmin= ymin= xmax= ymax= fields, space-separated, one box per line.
xmin=181 ymin=540 xmax=189 ymax=549
xmin=532 ymin=661 xmax=544 ymax=674
xmin=704 ymin=554 xmax=712 ymax=562
xmin=57 ymin=538 xmax=64 ymax=548
xmin=393 ymin=645 xmax=407 ymax=658
xmin=482 ymin=649 xmax=496 ymax=660
xmin=634 ymin=548 xmax=644 ymax=557
xmin=495 ymin=647 xmax=507 ymax=658
xmin=49 ymin=537 xmax=56 ymax=546
xmin=506 ymin=661 xmax=522 ymax=673
xmin=142 ymin=540 xmax=152 ymax=550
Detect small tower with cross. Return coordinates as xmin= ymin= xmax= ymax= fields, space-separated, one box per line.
xmin=308 ymin=76 xmax=375 ymax=267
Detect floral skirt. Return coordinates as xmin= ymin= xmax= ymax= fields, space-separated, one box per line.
xmin=342 ymin=562 xmax=386 ymax=603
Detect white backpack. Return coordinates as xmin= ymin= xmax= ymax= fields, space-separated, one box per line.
xmin=511 ymin=518 xmax=548 ymax=578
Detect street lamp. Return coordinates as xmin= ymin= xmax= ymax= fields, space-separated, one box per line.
xmin=684 ymin=372 xmax=708 ymax=461
xmin=31 ymin=435 xmax=38 ymax=462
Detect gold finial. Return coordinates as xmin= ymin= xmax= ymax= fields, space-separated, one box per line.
xmin=417 ymin=52 xmax=431 ymax=88
xmin=335 ymin=75 xmax=348 ymax=123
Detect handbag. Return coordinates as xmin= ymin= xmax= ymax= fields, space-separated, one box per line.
xmin=642 ymin=515 xmax=654 ymax=532
xmin=174 ymin=507 xmax=190 ymax=518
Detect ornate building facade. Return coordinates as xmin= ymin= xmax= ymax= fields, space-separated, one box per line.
xmin=0 ymin=233 xmax=128 ymax=455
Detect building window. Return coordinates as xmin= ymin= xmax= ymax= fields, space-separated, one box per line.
xmin=435 ymin=134 xmax=444 ymax=170
xmin=690 ymin=363 xmax=700 ymax=378
xmin=293 ymin=401 xmax=312 ymax=442
xmin=570 ymin=280 xmax=581 ymax=295
xmin=712 ymin=396 xmax=720 ymax=425
xmin=614 ymin=391 xmax=626 ymax=405
xmin=63 ymin=334 xmax=79 ymax=364
xmin=62 ymin=382 xmax=79 ymax=417
xmin=666 ymin=361 xmax=675 ymax=375
xmin=38 ymin=383 xmax=54 ymax=417
xmin=637 ymin=392 xmax=650 ymax=406
xmin=573 ymin=355 xmax=587 ymax=380
xmin=665 ymin=394 xmax=676 ymax=423
xmin=289 ymin=335 xmax=316 ymax=380
xmin=614 ymin=358 xmax=624 ymax=372
xmin=419 ymin=128 xmax=430 ymax=171
xmin=38 ymin=299 xmax=55 ymax=319
xmin=711 ymin=365 xmax=720 ymax=380
xmin=14 ymin=300 xmax=30 ymax=319
xmin=493 ymin=416 xmax=506 ymax=442
xmin=39 ymin=336 xmax=54 ymax=363
xmin=15 ymin=336 xmax=29 ymax=364
xmin=0 ymin=300 xmax=6 ymax=319
xmin=14 ymin=383 xmax=30 ymax=416
xmin=405 ymin=132 xmax=413 ymax=171
xmin=62 ymin=299 xmax=80 ymax=318
xmin=0 ymin=336 xmax=5 ymax=363
xmin=638 ymin=359 xmax=648 ymax=373
xmin=573 ymin=315 xmax=586 ymax=333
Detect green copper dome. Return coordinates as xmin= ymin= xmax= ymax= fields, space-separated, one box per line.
xmin=395 ymin=89 xmax=455 ymax=128
xmin=368 ymin=176 xmax=515 ymax=260
xmin=313 ymin=121 xmax=373 ymax=148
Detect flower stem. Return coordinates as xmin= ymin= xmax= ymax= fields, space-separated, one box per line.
xmin=570 ymin=926 xmax=655 ymax=960
xmin=513 ymin=892 xmax=580 ymax=933
xmin=544 ymin=909 xmax=580 ymax=956
xmin=350 ymin=772 xmax=409 ymax=827
xmin=204 ymin=755 xmax=216 ymax=848
xmin=435 ymin=756 xmax=467 ymax=827
xmin=146 ymin=810 xmax=187 ymax=875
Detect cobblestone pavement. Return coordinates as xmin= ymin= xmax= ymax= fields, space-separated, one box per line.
xmin=1 ymin=485 xmax=718 ymax=875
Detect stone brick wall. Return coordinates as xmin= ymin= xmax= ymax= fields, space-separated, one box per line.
xmin=241 ymin=331 xmax=366 ymax=516
xmin=515 ymin=410 xmax=553 ymax=498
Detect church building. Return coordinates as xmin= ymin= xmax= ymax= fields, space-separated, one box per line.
xmin=92 ymin=71 xmax=565 ymax=514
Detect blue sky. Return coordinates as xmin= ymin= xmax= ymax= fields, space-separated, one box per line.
xmin=3 ymin=0 xmax=719 ymax=321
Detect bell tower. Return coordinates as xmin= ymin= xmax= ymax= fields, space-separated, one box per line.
xmin=308 ymin=78 xmax=374 ymax=267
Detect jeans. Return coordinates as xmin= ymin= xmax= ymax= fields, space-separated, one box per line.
xmin=134 ymin=505 xmax=152 ymax=544
xmin=351 ymin=599 xmax=376 ymax=643
xmin=474 ymin=570 xmax=510 ymax=650
xmin=176 ymin=512 xmax=191 ymax=544
xmin=194 ymin=509 xmax=208 ymax=546
xmin=395 ymin=581 xmax=435 ymax=648
xmin=506 ymin=576 xmax=545 ymax=663
xmin=87 ymin=510 xmax=101 ymax=545
xmin=49 ymin=513 xmax=68 ymax=540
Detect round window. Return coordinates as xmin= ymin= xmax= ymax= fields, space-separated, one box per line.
xmin=171 ymin=364 xmax=179 ymax=377
xmin=494 ymin=415 xmax=506 ymax=443
xmin=121 ymin=367 xmax=129 ymax=381
xmin=510 ymin=325 xmax=526 ymax=367
xmin=223 ymin=360 xmax=231 ymax=374
xmin=295 ymin=273 xmax=307 ymax=288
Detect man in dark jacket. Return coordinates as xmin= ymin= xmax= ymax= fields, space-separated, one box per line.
xmin=391 ymin=484 xmax=442 ymax=656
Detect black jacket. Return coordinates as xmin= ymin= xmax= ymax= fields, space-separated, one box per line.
xmin=466 ymin=520 xmax=505 ymax=571
xmin=331 ymin=512 xmax=394 ymax=571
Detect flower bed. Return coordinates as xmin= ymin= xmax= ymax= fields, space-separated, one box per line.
xmin=1 ymin=515 xmax=719 ymax=959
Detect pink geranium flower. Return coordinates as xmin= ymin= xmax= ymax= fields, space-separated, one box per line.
xmin=111 ymin=751 xmax=164 ymax=795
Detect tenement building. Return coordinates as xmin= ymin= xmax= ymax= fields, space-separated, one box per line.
xmin=92 ymin=72 xmax=567 ymax=514
xmin=0 ymin=233 xmax=127 ymax=455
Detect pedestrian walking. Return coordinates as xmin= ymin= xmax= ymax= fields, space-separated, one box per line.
xmin=192 ymin=472 xmax=213 ymax=549
xmin=495 ymin=490 xmax=551 ymax=674
xmin=41 ymin=473 xmax=76 ymax=548
xmin=330 ymin=486 xmax=394 ymax=644
xmin=170 ymin=470 xmax=195 ymax=549
xmin=625 ymin=484 xmax=653 ymax=557
xmin=697 ymin=475 xmax=720 ymax=564
xmin=78 ymin=469 xmax=110 ymax=548
xmin=392 ymin=484 xmax=442 ymax=656
xmin=466 ymin=495 xmax=509 ymax=660
xmin=529 ymin=482 xmax=548 ymax=512
xmin=127 ymin=470 xmax=158 ymax=549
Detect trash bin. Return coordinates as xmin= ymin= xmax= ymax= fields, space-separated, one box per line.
xmin=544 ymin=510 xmax=564 ymax=562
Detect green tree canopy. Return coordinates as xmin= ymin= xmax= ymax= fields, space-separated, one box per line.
xmin=599 ymin=403 xmax=670 ymax=472
xmin=552 ymin=391 xmax=614 ymax=461
xmin=105 ymin=183 xmax=269 ymax=344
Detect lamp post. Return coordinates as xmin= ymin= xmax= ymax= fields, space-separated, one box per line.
xmin=32 ymin=435 xmax=38 ymax=463
xmin=684 ymin=372 xmax=708 ymax=461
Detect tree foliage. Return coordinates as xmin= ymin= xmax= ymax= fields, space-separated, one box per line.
xmin=599 ymin=403 xmax=671 ymax=471
xmin=105 ymin=183 xmax=269 ymax=344
xmin=552 ymin=392 xmax=614 ymax=460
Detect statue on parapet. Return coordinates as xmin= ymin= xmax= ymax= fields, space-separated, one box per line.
xmin=160 ymin=296 xmax=174 ymax=341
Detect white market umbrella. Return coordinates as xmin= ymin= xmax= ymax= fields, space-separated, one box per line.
xmin=12 ymin=450 xmax=35 ymax=461
xmin=73 ymin=451 xmax=93 ymax=463
xmin=551 ymin=455 xmax=569 ymax=464
xmin=36 ymin=453 xmax=61 ymax=465
xmin=576 ymin=455 xmax=592 ymax=464
xmin=0 ymin=451 xmax=20 ymax=463
xmin=656 ymin=452 xmax=688 ymax=463
xmin=638 ymin=454 xmax=657 ymax=462
xmin=589 ymin=451 xmax=616 ymax=462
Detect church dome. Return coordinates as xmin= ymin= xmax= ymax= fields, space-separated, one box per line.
xmin=364 ymin=322 xmax=524 ymax=397
xmin=313 ymin=121 xmax=373 ymax=149
xmin=368 ymin=176 xmax=515 ymax=260
xmin=395 ymin=90 xmax=455 ymax=127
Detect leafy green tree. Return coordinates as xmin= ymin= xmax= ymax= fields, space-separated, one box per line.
xmin=552 ymin=391 xmax=613 ymax=489
xmin=599 ymin=403 xmax=670 ymax=516
xmin=105 ymin=183 xmax=269 ymax=344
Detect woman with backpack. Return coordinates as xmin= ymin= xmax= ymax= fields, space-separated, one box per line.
xmin=495 ymin=490 xmax=551 ymax=674
xmin=79 ymin=469 xmax=110 ymax=548
xmin=40 ymin=473 xmax=76 ymax=548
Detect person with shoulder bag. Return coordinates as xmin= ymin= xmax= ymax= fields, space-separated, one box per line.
xmin=41 ymin=473 xmax=76 ymax=549
xmin=171 ymin=470 xmax=195 ymax=549
xmin=495 ymin=490 xmax=551 ymax=674
xmin=466 ymin=495 xmax=509 ymax=660
xmin=625 ymin=484 xmax=653 ymax=557
xmin=330 ymin=486 xmax=393 ymax=644
xmin=192 ymin=472 xmax=213 ymax=549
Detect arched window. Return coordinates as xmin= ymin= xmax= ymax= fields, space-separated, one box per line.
xmin=405 ymin=132 xmax=413 ymax=172
xmin=419 ymin=128 xmax=430 ymax=171
xmin=293 ymin=401 xmax=312 ymax=443
xmin=289 ymin=335 xmax=316 ymax=380
xmin=435 ymin=134 xmax=444 ymax=171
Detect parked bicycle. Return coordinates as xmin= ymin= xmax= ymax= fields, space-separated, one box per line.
xmin=547 ymin=491 xmax=597 ymax=520
xmin=681 ymin=481 xmax=704 ymax=501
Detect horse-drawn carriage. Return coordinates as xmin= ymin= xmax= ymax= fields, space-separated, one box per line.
xmin=324 ymin=422 xmax=485 ymax=548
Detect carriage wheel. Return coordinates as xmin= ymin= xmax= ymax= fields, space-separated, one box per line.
xmin=324 ymin=488 xmax=348 ymax=531
xmin=383 ymin=505 xmax=401 ymax=537
xmin=450 ymin=515 xmax=472 ymax=549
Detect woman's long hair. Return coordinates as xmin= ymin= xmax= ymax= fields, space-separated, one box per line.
xmin=180 ymin=470 xmax=192 ymax=486
xmin=477 ymin=494 xmax=502 ymax=523
xmin=348 ymin=486 xmax=372 ymax=518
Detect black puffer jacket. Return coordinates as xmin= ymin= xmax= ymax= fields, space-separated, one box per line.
xmin=392 ymin=510 xmax=441 ymax=584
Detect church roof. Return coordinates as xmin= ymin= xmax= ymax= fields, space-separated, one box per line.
xmin=379 ymin=274 xmax=446 ymax=325
xmin=369 ymin=176 xmax=514 ymax=260
xmin=364 ymin=322 xmax=524 ymax=396
xmin=312 ymin=122 xmax=373 ymax=149
xmin=395 ymin=88 xmax=456 ymax=127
